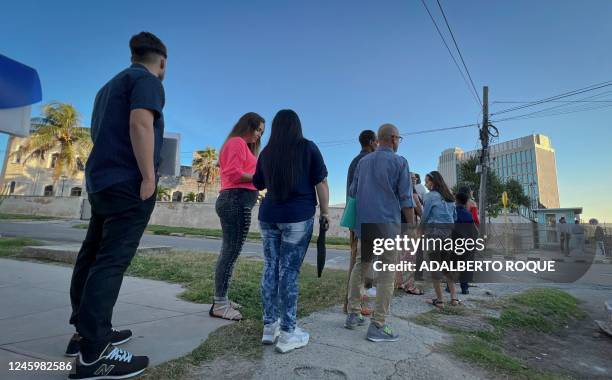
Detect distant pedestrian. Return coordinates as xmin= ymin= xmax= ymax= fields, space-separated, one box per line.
xmin=414 ymin=173 xmax=427 ymax=200
xmin=344 ymin=130 xmax=378 ymax=314
xmin=345 ymin=123 xmax=415 ymax=342
xmin=253 ymin=109 xmax=329 ymax=353
xmin=67 ymin=32 xmax=167 ymax=379
xmin=421 ymin=171 xmax=458 ymax=308
xmin=411 ymin=172 xmax=425 ymax=281
xmin=571 ymin=219 xmax=585 ymax=255
xmin=210 ymin=112 xmax=265 ymax=321
xmin=457 ymin=186 xmax=479 ymax=226
xmin=396 ymin=171 xmax=424 ymax=295
xmin=558 ymin=217 xmax=570 ymax=254
xmin=593 ymin=221 xmax=606 ymax=256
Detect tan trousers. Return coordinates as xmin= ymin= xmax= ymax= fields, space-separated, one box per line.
xmin=347 ymin=238 xmax=397 ymax=326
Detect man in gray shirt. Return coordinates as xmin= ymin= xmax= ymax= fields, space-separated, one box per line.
xmin=344 ymin=123 xmax=415 ymax=342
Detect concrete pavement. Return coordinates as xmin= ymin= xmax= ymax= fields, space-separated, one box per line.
xmin=0 ymin=258 xmax=231 ymax=380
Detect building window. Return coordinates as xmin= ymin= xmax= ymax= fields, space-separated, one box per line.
xmin=9 ymin=181 xmax=16 ymax=194
xmin=76 ymin=157 xmax=85 ymax=171
xmin=44 ymin=185 xmax=54 ymax=196
xmin=70 ymin=187 xmax=82 ymax=197
xmin=50 ymin=153 xmax=59 ymax=169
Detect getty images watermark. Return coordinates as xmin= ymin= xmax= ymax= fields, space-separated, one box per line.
xmin=371 ymin=235 xmax=555 ymax=274
xmin=360 ymin=223 xmax=596 ymax=283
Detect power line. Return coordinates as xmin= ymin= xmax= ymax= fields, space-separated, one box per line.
xmin=490 ymin=80 xmax=612 ymax=116
xmin=317 ymin=122 xmax=479 ymax=148
xmin=493 ymin=102 xmax=612 ymax=123
xmin=420 ymin=0 xmax=481 ymax=107
xmin=493 ymin=100 xmax=612 ymax=104
xmin=492 ymin=89 xmax=612 ymax=122
xmin=435 ymin=0 xmax=482 ymax=106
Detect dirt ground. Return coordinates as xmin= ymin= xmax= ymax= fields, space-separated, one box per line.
xmin=503 ymin=290 xmax=612 ymax=379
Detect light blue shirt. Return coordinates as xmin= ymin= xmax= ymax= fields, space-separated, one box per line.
xmin=349 ymin=146 xmax=414 ymax=237
xmin=421 ymin=190 xmax=456 ymax=224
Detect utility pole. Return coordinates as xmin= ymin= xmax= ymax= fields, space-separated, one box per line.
xmin=478 ymin=86 xmax=489 ymax=237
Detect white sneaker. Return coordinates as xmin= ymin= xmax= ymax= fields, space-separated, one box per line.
xmin=262 ymin=320 xmax=280 ymax=345
xmin=275 ymin=327 xmax=309 ymax=353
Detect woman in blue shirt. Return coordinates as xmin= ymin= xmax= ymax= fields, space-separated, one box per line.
xmin=420 ymin=171 xmax=458 ymax=308
xmin=253 ymin=109 xmax=329 ymax=353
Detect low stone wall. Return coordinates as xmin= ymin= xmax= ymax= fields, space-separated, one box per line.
xmin=1 ymin=195 xmax=350 ymax=238
xmin=150 ymin=202 xmax=349 ymax=238
xmin=0 ymin=195 xmax=84 ymax=219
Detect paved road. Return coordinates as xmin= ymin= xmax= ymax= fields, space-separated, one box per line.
xmin=2 ymin=219 xmax=611 ymax=285
xmin=0 ymin=220 xmax=352 ymax=270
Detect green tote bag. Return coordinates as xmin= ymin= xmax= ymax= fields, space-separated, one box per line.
xmin=340 ymin=196 xmax=356 ymax=230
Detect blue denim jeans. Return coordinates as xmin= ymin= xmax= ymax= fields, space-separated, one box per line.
xmin=260 ymin=218 xmax=314 ymax=333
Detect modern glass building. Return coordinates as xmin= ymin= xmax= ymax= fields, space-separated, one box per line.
xmin=438 ymin=134 xmax=560 ymax=210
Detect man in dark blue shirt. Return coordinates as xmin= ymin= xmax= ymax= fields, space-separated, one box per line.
xmin=67 ymin=32 xmax=167 ymax=380
xmin=343 ymin=130 xmax=377 ymax=314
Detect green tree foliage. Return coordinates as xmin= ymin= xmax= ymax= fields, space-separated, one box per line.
xmin=11 ymin=102 xmax=92 ymax=182
xmin=455 ymin=156 xmax=503 ymax=217
xmin=156 ymin=185 xmax=170 ymax=201
xmin=192 ymin=147 xmax=219 ymax=200
xmin=503 ymin=178 xmax=530 ymax=211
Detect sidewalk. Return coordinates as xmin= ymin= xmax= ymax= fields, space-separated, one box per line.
xmin=0 ymin=258 xmax=231 ymax=380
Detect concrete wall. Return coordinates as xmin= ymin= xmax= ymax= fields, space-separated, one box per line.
xmin=0 ymin=195 xmax=84 ymax=219
xmin=149 ymin=202 xmax=349 ymax=238
xmin=1 ymin=195 xmax=350 ymax=238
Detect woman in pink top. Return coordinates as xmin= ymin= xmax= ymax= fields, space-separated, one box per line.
xmin=210 ymin=112 xmax=265 ymax=321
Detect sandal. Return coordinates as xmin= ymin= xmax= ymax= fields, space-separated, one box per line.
xmin=401 ymin=284 xmax=424 ymax=295
xmin=426 ymin=298 xmax=444 ymax=309
xmin=229 ymin=300 xmax=243 ymax=309
xmin=450 ymin=299 xmax=463 ymax=306
xmin=209 ymin=303 xmax=243 ymax=321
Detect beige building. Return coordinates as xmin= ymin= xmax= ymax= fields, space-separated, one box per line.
xmin=158 ymin=165 xmax=220 ymax=203
xmin=1 ymin=136 xmax=220 ymax=202
xmin=438 ymin=134 xmax=560 ymax=209
xmin=1 ymin=135 xmax=86 ymax=197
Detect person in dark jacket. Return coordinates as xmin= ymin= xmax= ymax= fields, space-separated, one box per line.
xmin=454 ymin=191 xmax=479 ymax=294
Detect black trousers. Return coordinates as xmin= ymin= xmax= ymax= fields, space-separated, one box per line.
xmin=69 ymin=179 xmax=155 ymax=356
xmin=214 ymin=189 xmax=257 ymax=298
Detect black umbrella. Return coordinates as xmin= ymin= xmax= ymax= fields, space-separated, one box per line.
xmin=317 ymin=216 xmax=329 ymax=278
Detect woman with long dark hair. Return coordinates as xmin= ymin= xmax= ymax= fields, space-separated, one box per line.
xmin=210 ymin=112 xmax=265 ymax=321
xmin=253 ymin=109 xmax=329 ymax=353
xmin=420 ymin=171 xmax=457 ymax=308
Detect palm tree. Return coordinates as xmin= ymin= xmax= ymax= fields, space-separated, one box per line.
xmin=192 ymin=147 xmax=219 ymax=200
xmin=156 ymin=185 xmax=170 ymax=201
xmin=12 ymin=102 xmax=92 ymax=183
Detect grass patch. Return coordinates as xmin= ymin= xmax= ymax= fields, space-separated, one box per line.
xmin=411 ymin=288 xmax=583 ymax=379
xmin=492 ymin=288 xmax=585 ymax=333
xmin=74 ymin=223 xmax=351 ymax=249
xmin=0 ymin=237 xmax=347 ymax=380
xmin=126 ymin=250 xmax=346 ymax=379
xmin=0 ymin=213 xmax=58 ymax=220
xmin=0 ymin=237 xmax=42 ymax=257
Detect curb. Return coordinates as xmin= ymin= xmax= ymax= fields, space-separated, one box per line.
xmin=22 ymin=245 xmax=172 ymax=264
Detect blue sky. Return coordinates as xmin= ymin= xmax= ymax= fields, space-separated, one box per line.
xmin=2 ymin=0 xmax=611 ymax=220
